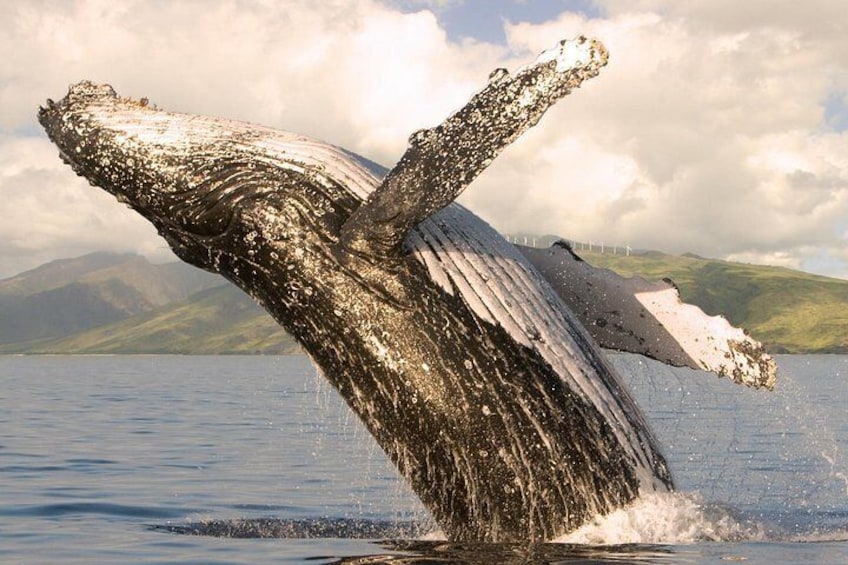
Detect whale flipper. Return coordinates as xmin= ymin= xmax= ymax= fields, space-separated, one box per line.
xmin=340 ymin=37 xmax=608 ymax=262
xmin=519 ymin=242 xmax=777 ymax=389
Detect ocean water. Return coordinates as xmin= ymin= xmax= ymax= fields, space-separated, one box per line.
xmin=1 ymin=353 xmax=846 ymax=564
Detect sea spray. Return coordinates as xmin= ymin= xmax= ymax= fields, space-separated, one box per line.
xmin=557 ymin=492 xmax=770 ymax=545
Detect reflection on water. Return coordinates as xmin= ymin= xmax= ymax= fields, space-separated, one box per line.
xmin=327 ymin=539 xmax=683 ymax=564
xmin=154 ymin=518 xmax=686 ymax=563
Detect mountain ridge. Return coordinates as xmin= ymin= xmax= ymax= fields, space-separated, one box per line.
xmin=2 ymin=248 xmax=846 ymax=354
xmin=0 ymin=252 xmax=223 ymax=347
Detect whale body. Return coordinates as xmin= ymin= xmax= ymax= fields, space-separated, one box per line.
xmin=38 ymin=38 xmax=773 ymax=542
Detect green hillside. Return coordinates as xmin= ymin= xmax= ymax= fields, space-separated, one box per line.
xmin=579 ymin=249 xmax=848 ymax=353
xmin=0 ymin=252 xmax=222 ymax=346
xmin=4 ymin=284 xmax=299 ymax=355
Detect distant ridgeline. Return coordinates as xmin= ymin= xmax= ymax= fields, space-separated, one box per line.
xmin=505 ymin=234 xmax=635 ymax=255
xmin=2 ymin=248 xmax=846 ymax=354
xmin=0 ymin=252 xmax=299 ymax=355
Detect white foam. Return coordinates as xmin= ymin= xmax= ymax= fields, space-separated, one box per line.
xmin=556 ymin=492 xmax=769 ymax=545
xmin=415 ymin=491 xmax=773 ymax=544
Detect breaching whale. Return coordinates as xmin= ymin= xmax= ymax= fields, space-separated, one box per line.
xmin=39 ymin=37 xmax=775 ymax=542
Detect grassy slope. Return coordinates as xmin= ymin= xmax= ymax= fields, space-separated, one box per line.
xmin=581 ymin=250 xmax=848 ymax=353
xmin=6 ymin=285 xmax=299 ymax=355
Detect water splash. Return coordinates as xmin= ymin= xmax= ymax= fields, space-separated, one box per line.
xmin=556 ymin=492 xmax=769 ymax=545
xmin=822 ymin=449 xmax=848 ymax=497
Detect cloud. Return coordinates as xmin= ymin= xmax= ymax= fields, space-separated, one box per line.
xmin=1 ymin=0 xmax=847 ymax=279
xmin=457 ymin=2 xmax=848 ymax=276
xmin=0 ymin=0 xmax=498 ymax=277
xmin=0 ymin=134 xmax=170 ymax=276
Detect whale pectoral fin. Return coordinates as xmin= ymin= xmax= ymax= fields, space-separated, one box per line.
xmin=339 ymin=37 xmax=608 ymax=262
xmin=519 ymin=243 xmax=777 ymax=389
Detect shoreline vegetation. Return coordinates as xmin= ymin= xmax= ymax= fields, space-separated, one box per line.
xmin=2 ymin=248 xmax=846 ymax=355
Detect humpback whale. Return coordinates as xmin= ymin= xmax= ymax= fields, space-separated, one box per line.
xmin=39 ymin=37 xmax=775 ymax=542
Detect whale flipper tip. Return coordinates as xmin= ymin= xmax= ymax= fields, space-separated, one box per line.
xmin=340 ymin=37 xmax=609 ymax=263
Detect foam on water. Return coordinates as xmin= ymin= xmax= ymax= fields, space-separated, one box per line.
xmin=155 ymin=499 xmax=848 ymax=547
xmin=556 ymin=492 xmax=769 ymax=545
xmin=374 ymin=492 xmax=771 ymax=545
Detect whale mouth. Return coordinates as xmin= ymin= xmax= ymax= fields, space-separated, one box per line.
xmin=38 ymin=83 xmax=183 ymax=224
xmin=38 ymin=83 xmax=286 ymax=240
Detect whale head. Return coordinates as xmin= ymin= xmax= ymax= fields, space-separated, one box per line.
xmin=38 ymin=81 xmax=376 ymax=279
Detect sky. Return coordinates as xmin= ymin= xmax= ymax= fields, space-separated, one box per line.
xmin=1 ymin=0 xmax=847 ymax=279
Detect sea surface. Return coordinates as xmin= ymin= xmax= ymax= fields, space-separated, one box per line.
xmin=1 ymin=354 xmax=846 ymax=564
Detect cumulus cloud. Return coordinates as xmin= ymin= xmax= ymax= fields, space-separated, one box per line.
xmin=0 ymin=0 xmax=496 ymax=277
xmin=1 ymin=0 xmax=846 ymax=279
xmin=0 ymin=134 xmax=171 ymax=275
xmin=459 ymin=2 xmax=848 ymax=276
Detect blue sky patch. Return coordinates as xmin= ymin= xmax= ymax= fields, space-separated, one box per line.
xmin=824 ymin=90 xmax=848 ymax=132
xmin=388 ymin=0 xmax=602 ymax=44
